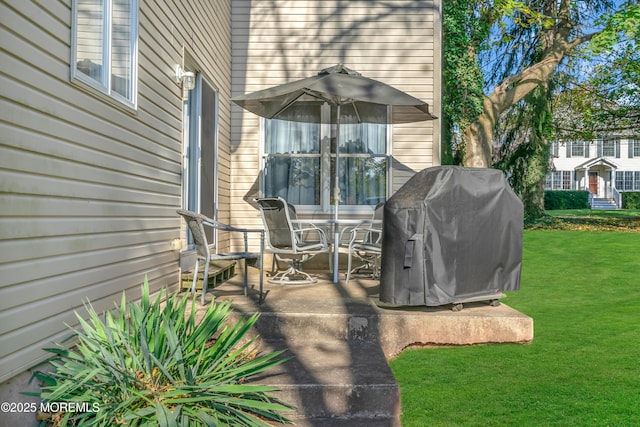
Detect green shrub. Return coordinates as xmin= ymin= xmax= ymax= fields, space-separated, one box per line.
xmin=544 ymin=190 xmax=590 ymax=210
xmin=622 ymin=192 xmax=640 ymax=209
xmin=28 ymin=278 xmax=293 ymax=426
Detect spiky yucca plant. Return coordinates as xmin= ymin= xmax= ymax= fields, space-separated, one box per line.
xmin=29 ymin=278 xmax=293 ymax=426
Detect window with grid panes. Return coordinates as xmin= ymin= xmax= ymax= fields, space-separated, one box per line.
xmin=263 ymin=104 xmax=389 ymax=210
xmin=625 ymin=172 xmax=634 ymax=190
xmin=616 ymin=171 xmax=624 ymax=189
xmin=571 ymin=141 xmax=586 ymax=157
xmin=602 ymin=140 xmax=613 ymax=156
xmin=562 ymin=171 xmax=571 ymax=189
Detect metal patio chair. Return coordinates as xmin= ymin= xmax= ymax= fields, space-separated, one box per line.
xmin=177 ymin=209 xmax=265 ymax=304
xmin=255 ymin=197 xmax=330 ymax=284
xmin=345 ymin=202 xmax=384 ymax=283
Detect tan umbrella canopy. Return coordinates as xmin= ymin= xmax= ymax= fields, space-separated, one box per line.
xmin=233 ymin=64 xmax=435 ymax=124
xmin=233 ymin=64 xmax=436 ymax=282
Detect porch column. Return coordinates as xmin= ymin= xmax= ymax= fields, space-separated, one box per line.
xmin=584 ymin=166 xmax=589 ymax=191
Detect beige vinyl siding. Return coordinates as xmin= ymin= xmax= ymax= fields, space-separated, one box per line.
xmin=230 ymin=0 xmax=441 ymax=233
xmin=0 ymin=0 xmax=232 ymax=382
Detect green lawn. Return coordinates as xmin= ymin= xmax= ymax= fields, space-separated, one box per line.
xmin=390 ymin=230 xmax=640 ymax=426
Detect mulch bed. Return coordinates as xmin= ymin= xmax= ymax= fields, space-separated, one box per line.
xmin=525 ymin=215 xmax=640 ymax=232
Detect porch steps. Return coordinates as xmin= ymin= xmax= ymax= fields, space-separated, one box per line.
xmin=239 ymin=300 xmax=401 ymax=427
xmin=180 ymin=260 xmax=236 ymax=291
xmin=210 ymin=282 xmax=533 ymax=427
xmin=591 ymin=198 xmax=618 ymax=210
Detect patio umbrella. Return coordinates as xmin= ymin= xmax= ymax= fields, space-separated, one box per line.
xmin=233 ymin=64 xmax=436 ymax=282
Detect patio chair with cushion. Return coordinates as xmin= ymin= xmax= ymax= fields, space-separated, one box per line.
xmin=255 ymin=197 xmax=330 ymax=284
xmin=345 ymin=202 xmax=384 ymax=283
xmin=177 ymin=209 xmax=265 ymax=304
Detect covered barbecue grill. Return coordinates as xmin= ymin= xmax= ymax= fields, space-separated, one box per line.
xmin=380 ymin=166 xmax=523 ymax=307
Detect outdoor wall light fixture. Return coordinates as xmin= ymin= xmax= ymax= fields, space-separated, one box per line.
xmin=175 ymin=64 xmax=196 ymax=91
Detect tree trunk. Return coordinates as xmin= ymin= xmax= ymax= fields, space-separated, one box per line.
xmin=462 ymin=97 xmax=499 ymax=167
xmin=523 ymin=178 xmax=547 ymax=219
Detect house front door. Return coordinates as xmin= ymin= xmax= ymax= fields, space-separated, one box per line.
xmin=588 ymin=171 xmax=598 ymax=195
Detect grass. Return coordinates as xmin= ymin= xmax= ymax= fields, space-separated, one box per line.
xmin=389 ymin=229 xmax=640 ymax=426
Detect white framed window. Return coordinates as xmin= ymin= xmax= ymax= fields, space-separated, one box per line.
xmin=571 ymin=141 xmax=587 ymax=158
xmin=599 ymin=139 xmax=620 ymax=158
xmin=72 ymin=0 xmax=138 ymax=108
xmin=623 ymin=171 xmax=633 ymax=191
xmin=562 ymin=171 xmax=571 ymax=189
xmin=545 ymin=171 xmax=572 ymax=190
xmin=615 ymin=171 xmax=623 ymax=189
xmin=630 ymin=139 xmax=640 ymax=158
xmin=262 ymin=103 xmax=389 ymax=212
xmin=545 ymin=173 xmax=552 ymax=189
xmin=615 ymin=171 xmax=640 ymax=191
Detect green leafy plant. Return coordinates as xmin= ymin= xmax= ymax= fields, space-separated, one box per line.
xmin=622 ymin=192 xmax=640 ymax=209
xmin=543 ymin=190 xmax=590 ymax=210
xmin=28 ymin=278 xmax=293 ymax=426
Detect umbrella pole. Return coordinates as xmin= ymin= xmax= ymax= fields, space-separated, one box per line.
xmin=333 ymin=104 xmax=341 ymax=283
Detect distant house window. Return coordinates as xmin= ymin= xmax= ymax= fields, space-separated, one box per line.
xmin=545 ymin=171 xmax=572 ymax=190
xmin=562 ymin=171 xmax=571 ymax=189
xmin=630 ymin=140 xmax=640 ymax=158
xmin=571 ymin=141 xmax=587 ymax=157
xmin=72 ymin=0 xmax=138 ymax=107
xmin=600 ymin=139 xmax=619 ymax=158
xmin=616 ymin=171 xmax=640 ymax=191
xmin=625 ymin=172 xmax=634 ymax=191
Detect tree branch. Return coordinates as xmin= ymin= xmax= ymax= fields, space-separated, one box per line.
xmin=488 ymin=28 xmax=603 ymax=116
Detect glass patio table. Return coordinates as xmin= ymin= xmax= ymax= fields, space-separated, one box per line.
xmin=295 ymin=218 xmax=381 ymax=283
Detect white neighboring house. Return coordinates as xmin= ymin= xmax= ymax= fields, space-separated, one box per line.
xmin=546 ymin=138 xmax=640 ymax=209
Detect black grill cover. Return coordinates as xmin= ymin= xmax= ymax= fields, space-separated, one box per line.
xmin=380 ymin=166 xmax=523 ymax=306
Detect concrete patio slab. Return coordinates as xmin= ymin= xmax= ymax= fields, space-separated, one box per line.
xmin=192 ymin=265 xmax=533 ymax=426
xmin=202 ymin=267 xmax=533 ymax=351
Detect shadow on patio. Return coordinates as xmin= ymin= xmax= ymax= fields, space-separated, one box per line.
xmin=191 ymin=260 xmax=533 ymax=426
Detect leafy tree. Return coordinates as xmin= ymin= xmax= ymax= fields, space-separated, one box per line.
xmin=442 ymin=0 xmax=489 ymax=164
xmin=444 ymin=0 xmax=639 ymax=217
xmin=444 ymin=0 xmax=638 ymax=166
xmin=494 ymin=85 xmax=554 ymax=219
xmin=553 ymin=42 xmax=640 ymax=140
